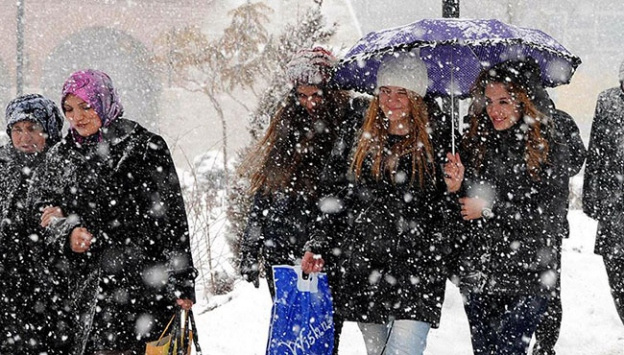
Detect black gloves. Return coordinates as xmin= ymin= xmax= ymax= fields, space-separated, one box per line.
xmin=240 ymin=252 xmax=260 ymax=288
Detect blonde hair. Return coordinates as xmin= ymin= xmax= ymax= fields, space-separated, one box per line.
xmin=351 ymin=92 xmax=435 ymax=187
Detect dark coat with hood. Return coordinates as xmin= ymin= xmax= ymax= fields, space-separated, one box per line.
xmin=457 ymin=115 xmax=572 ymax=296
xmin=31 ymin=118 xmax=196 ymax=354
xmin=307 ymin=98 xmax=454 ymax=327
xmin=583 ymin=86 xmax=624 ymax=259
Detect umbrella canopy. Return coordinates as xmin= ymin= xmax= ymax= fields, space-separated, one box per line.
xmin=332 ymin=18 xmax=582 ymax=97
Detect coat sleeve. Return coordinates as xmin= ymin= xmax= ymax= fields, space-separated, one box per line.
xmin=28 ymin=147 xmax=81 ymax=251
xmin=554 ymin=110 xmax=586 ymax=176
xmin=583 ymin=93 xmax=624 ymax=221
xmin=240 ymin=192 xmax=267 ymax=260
xmin=142 ymin=135 xmax=197 ymax=302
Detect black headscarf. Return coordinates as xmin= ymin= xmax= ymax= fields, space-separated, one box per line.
xmin=5 ymin=94 xmax=64 ymax=147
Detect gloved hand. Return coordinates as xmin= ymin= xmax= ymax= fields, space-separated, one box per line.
xmin=240 ymin=253 xmax=260 ymax=288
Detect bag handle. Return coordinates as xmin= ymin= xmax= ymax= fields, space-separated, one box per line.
xmin=295 ymin=265 xmax=319 ymax=293
xmin=168 ymin=317 xmax=181 ymax=355
xmin=158 ymin=313 xmax=178 ymax=341
xmin=177 ymin=312 xmax=186 ymax=355
xmin=188 ymin=310 xmax=203 ymax=354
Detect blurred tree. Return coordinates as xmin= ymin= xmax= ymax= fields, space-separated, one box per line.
xmin=153 ymin=26 xmax=211 ymax=88
xmin=153 ymin=2 xmax=274 ymax=192
xmin=153 ymin=2 xmax=274 ymax=298
xmin=181 ymin=151 xmax=231 ymax=297
xmin=221 ymin=2 xmax=273 ymax=91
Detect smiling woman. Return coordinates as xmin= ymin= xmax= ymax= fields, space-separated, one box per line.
xmin=303 ymin=50 xmax=454 ymax=355
xmin=62 ymin=94 xmax=103 ymax=137
xmin=30 ymin=69 xmax=197 ymax=355
xmin=442 ymin=59 xmax=585 ymax=355
xmin=484 ymin=82 xmax=522 ymax=131
xmin=378 ymin=86 xmax=412 ymax=134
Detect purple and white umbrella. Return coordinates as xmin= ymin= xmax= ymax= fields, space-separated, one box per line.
xmin=332 ymin=18 xmax=582 ymax=98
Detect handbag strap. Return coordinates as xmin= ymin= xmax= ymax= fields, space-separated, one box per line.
xmin=168 ymin=315 xmax=181 ymax=355
xmin=179 ymin=311 xmax=188 ymax=355
xmin=158 ymin=313 xmax=178 ymax=341
xmin=188 ymin=310 xmax=203 ymax=354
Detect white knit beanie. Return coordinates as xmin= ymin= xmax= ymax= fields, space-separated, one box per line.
xmin=619 ymin=59 xmax=624 ymax=83
xmin=376 ymin=49 xmax=429 ymax=97
xmin=286 ymin=47 xmax=337 ymax=87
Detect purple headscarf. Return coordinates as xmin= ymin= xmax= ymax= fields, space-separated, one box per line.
xmin=61 ymin=69 xmax=124 ymax=139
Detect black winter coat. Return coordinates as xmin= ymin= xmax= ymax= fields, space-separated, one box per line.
xmin=458 ymin=118 xmax=572 ymax=296
xmin=309 ymin=110 xmax=453 ymax=327
xmin=584 ymin=86 xmax=624 ymax=258
xmin=31 ymin=118 xmax=196 ymax=354
xmin=0 ymin=145 xmax=67 ymax=354
xmin=243 ymin=192 xmax=318 ymax=269
xmin=551 ymin=110 xmax=585 ymax=240
xmin=240 ymin=97 xmax=365 ymax=289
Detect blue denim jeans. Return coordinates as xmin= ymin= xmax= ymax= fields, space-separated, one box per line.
xmin=358 ymin=319 xmax=431 ymax=355
xmin=463 ymin=292 xmax=549 ymax=355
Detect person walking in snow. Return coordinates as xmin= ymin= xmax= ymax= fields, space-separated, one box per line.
xmin=302 ymin=50 xmax=453 ymax=355
xmin=0 ymin=94 xmax=66 ymax=354
xmin=583 ymin=59 xmax=624 ymax=327
xmin=443 ymin=59 xmax=576 ymax=355
xmin=238 ymin=46 xmax=365 ymax=354
xmin=30 ymin=69 xmax=197 ymax=354
xmin=533 ymin=106 xmax=585 ymax=354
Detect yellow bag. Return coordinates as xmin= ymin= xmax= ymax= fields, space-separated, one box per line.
xmin=145 ymin=314 xmax=177 ymax=355
xmin=145 ymin=310 xmax=201 ymax=355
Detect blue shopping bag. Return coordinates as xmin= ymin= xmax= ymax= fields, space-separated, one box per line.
xmin=266 ymin=265 xmax=335 ymax=355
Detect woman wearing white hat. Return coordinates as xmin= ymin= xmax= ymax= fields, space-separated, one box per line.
xmin=303 ymin=50 xmax=453 ymax=355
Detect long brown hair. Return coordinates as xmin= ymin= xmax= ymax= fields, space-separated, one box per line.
xmin=463 ymin=69 xmax=552 ymax=181
xmin=351 ymin=91 xmax=434 ymax=187
xmin=240 ymin=88 xmax=350 ymax=196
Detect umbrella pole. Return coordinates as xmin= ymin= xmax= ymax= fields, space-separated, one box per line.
xmin=441 ymin=59 xmax=458 ymax=155
xmin=451 ymin=55 xmax=456 ymax=156
xmin=451 ymin=93 xmax=456 ymax=156
xmin=443 ymin=0 xmax=460 ymax=156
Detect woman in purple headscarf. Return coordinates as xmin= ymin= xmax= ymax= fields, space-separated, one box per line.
xmin=31 ymin=69 xmax=197 ymax=354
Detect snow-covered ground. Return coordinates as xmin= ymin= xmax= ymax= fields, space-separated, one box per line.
xmin=192 ymin=210 xmax=624 ymax=354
